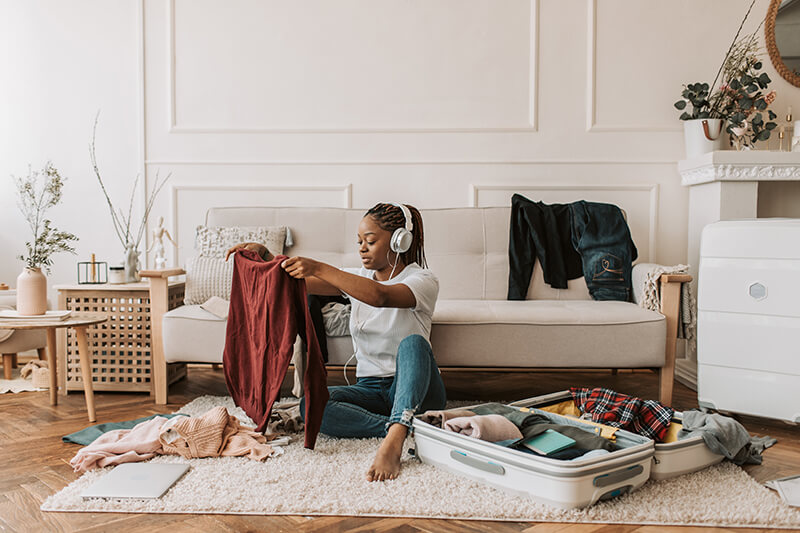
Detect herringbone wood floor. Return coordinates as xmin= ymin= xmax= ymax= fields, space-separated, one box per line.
xmin=1 ymin=361 xmax=797 ymax=533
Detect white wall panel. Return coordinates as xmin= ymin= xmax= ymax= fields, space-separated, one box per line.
xmin=169 ymin=0 xmax=537 ymax=132
xmin=590 ymin=0 xmax=765 ymax=132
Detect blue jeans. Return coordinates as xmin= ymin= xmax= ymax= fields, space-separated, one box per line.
xmin=569 ymin=200 xmax=638 ymax=302
xmin=300 ymin=334 xmax=446 ymax=438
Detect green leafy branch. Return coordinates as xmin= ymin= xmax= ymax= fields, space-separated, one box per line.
xmin=14 ymin=162 xmax=78 ymax=274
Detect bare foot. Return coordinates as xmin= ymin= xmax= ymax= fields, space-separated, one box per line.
xmin=366 ymin=423 xmax=408 ymax=482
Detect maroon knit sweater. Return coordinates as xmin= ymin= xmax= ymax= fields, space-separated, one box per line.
xmin=223 ymin=250 xmax=328 ymax=449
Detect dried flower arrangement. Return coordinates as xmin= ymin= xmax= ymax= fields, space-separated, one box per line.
xmin=674 ymin=0 xmax=778 ymax=148
xmin=89 ymin=113 xmax=171 ymax=259
xmin=14 ymin=162 xmax=78 ymax=273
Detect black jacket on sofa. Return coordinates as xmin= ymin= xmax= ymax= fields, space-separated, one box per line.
xmin=507 ymin=194 xmax=637 ymax=302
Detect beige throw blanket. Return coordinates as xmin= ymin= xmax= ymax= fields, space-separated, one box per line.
xmin=634 ymin=263 xmax=696 ymax=341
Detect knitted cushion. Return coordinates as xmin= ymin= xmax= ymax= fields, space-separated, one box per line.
xmin=195 ymin=225 xmax=286 ymax=258
xmin=184 ymin=225 xmax=287 ymax=305
xmin=184 ymin=257 xmax=235 ymax=305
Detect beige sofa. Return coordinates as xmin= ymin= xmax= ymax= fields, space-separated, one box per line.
xmin=143 ymin=206 xmax=688 ymax=406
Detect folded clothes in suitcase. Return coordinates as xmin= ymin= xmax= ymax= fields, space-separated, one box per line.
xmin=411 ymin=402 xmax=654 ymax=509
xmin=508 ymin=391 xmax=725 ymax=480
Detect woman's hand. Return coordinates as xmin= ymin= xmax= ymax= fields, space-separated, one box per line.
xmin=281 ymin=256 xmax=321 ymax=279
xmin=224 ymin=242 xmax=273 ymax=262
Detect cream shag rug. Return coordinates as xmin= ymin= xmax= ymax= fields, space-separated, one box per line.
xmin=0 ymin=368 xmax=45 ymax=393
xmin=42 ymin=395 xmax=800 ymax=528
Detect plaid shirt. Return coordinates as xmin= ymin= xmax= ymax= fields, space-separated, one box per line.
xmin=569 ymin=387 xmax=673 ymax=442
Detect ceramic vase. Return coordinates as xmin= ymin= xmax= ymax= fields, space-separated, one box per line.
xmin=683 ymin=118 xmax=725 ymax=159
xmin=124 ymin=244 xmax=141 ymax=283
xmin=16 ymin=267 xmax=47 ymax=315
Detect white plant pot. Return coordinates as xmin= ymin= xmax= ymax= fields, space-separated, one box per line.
xmin=683 ymin=118 xmax=725 ymax=159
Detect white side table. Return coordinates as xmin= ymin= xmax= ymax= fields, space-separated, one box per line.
xmin=678 ymin=150 xmax=800 ymax=388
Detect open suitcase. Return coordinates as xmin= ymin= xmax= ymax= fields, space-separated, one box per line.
xmin=410 ymin=401 xmax=654 ymax=509
xmin=507 ymin=390 xmax=725 ymax=480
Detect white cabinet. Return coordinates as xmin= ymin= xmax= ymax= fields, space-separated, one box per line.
xmin=697 ymin=219 xmax=800 ymax=422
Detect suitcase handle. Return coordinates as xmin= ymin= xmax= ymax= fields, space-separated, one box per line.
xmin=593 ymin=464 xmax=644 ymax=487
xmin=450 ymin=450 xmax=506 ymax=475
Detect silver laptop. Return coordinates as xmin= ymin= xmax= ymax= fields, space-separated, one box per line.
xmin=81 ymin=463 xmax=190 ymax=499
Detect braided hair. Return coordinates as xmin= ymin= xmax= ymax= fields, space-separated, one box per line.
xmin=365 ymin=203 xmax=427 ymax=268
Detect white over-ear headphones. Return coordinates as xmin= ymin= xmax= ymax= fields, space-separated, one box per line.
xmin=389 ymin=203 xmax=414 ymax=254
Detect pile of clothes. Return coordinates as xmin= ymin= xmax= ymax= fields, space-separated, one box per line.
xmin=66 ymin=403 xmax=302 ymax=473
xmin=420 ymin=402 xmax=617 ymax=461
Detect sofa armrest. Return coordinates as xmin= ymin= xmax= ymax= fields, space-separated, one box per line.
xmin=140 ymin=268 xmax=186 ymax=279
xmin=140 ymin=269 xmax=185 ymax=404
xmin=658 ymin=272 xmax=693 ymax=407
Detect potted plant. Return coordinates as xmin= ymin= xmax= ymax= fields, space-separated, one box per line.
xmin=674 ymin=82 xmax=726 ymax=158
xmin=674 ymin=0 xmax=778 ymax=157
xmin=14 ymin=162 xmax=78 ymax=315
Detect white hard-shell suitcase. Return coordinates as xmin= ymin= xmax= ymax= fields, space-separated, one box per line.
xmin=508 ymin=391 xmax=724 ymax=480
xmin=410 ymin=402 xmax=654 ymax=509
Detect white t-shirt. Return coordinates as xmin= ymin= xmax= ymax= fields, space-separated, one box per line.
xmin=342 ymin=263 xmax=439 ymax=377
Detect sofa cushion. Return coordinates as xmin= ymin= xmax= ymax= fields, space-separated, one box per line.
xmin=164 ymin=300 xmax=665 ymax=369
xmin=430 ymin=300 xmax=665 ymax=368
xmin=163 ymin=305 xmax=227 ymax=364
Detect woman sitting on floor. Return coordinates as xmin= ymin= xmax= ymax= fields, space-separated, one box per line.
xmin=226 ymin=202 xmax=445 ymax=482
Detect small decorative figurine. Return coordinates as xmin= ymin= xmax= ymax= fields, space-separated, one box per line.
xmin=147 ymin=216 xmax=178 ymax=270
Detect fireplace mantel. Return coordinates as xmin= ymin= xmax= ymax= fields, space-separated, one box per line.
xmin=679 ymin=151 xmax=800 ymax=186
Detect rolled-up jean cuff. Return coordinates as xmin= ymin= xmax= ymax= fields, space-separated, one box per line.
xmin=386 ymin=408 xmax=416 ymax=430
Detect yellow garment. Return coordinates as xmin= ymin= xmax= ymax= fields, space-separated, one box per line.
xmin=661 ymin=419 xmax=683 ymax=443
xmin=523 ymin=401 xmax=618 ymax=441
xmin=534 ymin=400 xmax=582 ymax=418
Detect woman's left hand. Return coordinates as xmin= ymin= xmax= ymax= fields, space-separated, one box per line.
xmin=281 ymin=256 xmax=320 ymax=279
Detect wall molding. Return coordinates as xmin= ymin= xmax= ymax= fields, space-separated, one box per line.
xmin=585 ymin=0 xmax=681 ymax=133
xmin=138 ymin=0 xmax=149 ymax=264
xmin=166 ymin=0 xmax=540 ymax=134
xmin=470 ymin=183 xmax=660 ymax=262
xmin=146 ymin=159 xmax=680 ymax=166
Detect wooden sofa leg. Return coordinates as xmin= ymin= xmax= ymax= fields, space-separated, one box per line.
xmin=148 ymin=276 xmax=170 ymax=405
xmin=3 ymin=354 xmax=13 ymax=380
xmin=658 ymin=274 xmax=689 ymax=407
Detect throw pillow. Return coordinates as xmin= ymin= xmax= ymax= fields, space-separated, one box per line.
xmin=184 ymin=225 xmax=288 ymax=305
xmin=195 ymin=225 xmax=287 ymax=258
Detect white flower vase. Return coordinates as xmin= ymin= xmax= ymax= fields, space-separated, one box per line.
xmin=124 ymin=245 xmax=141 ymax=283
xmin=16 ymin=267 xmax=47 ymax=315
xmin=683 ymin=118 xmax=725 ymax=159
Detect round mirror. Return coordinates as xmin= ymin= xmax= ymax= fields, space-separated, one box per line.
xmin=766 ymin=0 xmax=800 ymax=88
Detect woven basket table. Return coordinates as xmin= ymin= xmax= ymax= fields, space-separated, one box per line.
xmin=55 ymin=281 xmax=187 ymax=394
